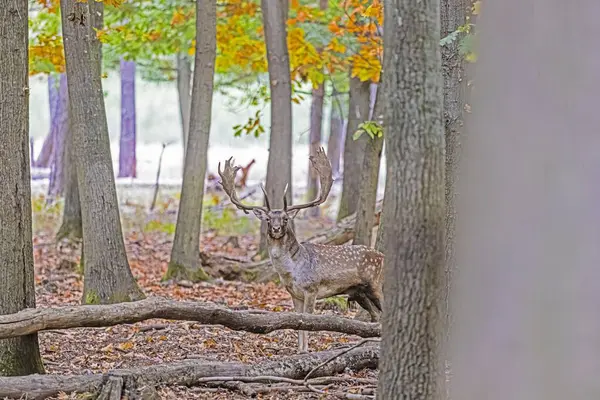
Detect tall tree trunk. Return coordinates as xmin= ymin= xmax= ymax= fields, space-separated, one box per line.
xmin=0 ymin=0 xmax=45 ymax=375
xmin=177 ymin=53 xmax=192 ymax=159
xmin=352 ymin=83 xmax=383 ymax=247
xmin=258 ymin=0 xmax=293 ymax=254
xmin=55 ymin=112 xmax=82 ymax=242
xmin=48 ymin=73 xmax=69 ymax=199
xmin=326 ymin=100 xmax=344 ymax=178
xmin=378 ymin=0 xmax=445 ymax=398
xmin=337 ymin=75 xmax=370 ymax=221
xmin=305 ymin=0 xmax=328 ymax=217
xmin=118 ymin=59 xmax=137 ymax=178
xmin=35 ymin=76 xmax=60 ymax=168
xmin=165 ymin=0 xmax=216 ymax=282
xmin=60 ymin=0 xmax=144 ymax=304
xmin=441 ymin=0 xmax=467 ymax=395
xmin=306 ymin=84 xmax=324 ymax=217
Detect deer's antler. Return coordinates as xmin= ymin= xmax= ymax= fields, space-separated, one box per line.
xmin=285 ymin=147 xmax=333 ymax=212
xmin=218 ymin=157 xmax=270 ymax=214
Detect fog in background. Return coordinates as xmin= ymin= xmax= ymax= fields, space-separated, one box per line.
xmin=28 ymin=74 xmax=386 ymax=191
xmin=452 ymin=0 xmax=600 ymax=399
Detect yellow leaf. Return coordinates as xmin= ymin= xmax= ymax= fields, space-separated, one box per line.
xmin=118 ymin=341 xmax=134 ymax=351
xmin=203 ymin=338 xmax=218 ymax=348
xmin=472 ymin=0 xmax=481 ymax=15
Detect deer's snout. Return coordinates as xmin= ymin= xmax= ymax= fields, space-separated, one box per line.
xmin=272 ymin=226 xmax=282 ymax=233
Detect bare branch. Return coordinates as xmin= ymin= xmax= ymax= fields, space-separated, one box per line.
xmin=286 ymin=147 xmax=334 ymax=212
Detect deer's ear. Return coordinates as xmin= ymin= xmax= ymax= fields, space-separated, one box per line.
xmin=287 ymin=209 xmax=300 ymax=219
xmin=252 ymin=209 xmax=269 ymax=221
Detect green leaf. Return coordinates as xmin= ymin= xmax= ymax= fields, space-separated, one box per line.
xmin=355 ymin=121 xmax=383 ymax=140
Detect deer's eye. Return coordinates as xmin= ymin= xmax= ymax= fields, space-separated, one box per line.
xmin=283 ymin=217 xmax=288 ymax=223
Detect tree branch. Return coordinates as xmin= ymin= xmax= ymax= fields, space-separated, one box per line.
xmin=0 ymin=346 xmax=379 ymax=399
xmin=0 ymin=296 xmax=380 ymax=340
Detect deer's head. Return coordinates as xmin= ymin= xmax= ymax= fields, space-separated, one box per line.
xmin=218 ymin=148 xmax=333 ymax=241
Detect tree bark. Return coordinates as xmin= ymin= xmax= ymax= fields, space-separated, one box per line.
xmin=306 ymin=84 xmax=324 ymax=217
xmin=378 ymin=0 xmax=445 ymax=398
xmin=35 ymin=76 xmax=59 ymax=168
xmin=0 ymin=345 xmax=378 ymax=399
xmin=0 ymin=0 xmax=45 ymax=375
xmin=47 ymin=73 xmax=69 ymax=199
xmin=176 ymin=52 xmax=192 ymax=159
xmin=61 ymin=0 xmax=144 ymax=304
xmin=353 ymin=84 xmax=384 ymax=247
xmin=441 ymin=0 xmax=467 ymax=396
xmin=118 ymin=59 xmax=137 ymax=178
xmin=337 ymin=75 xmax=370 ymax=221
xmin=0 ymin=297 xmax=380 ymax=340
xmin=258 ymin=0 xmax=294 ymax=254
xmin=304 ymin=0 xmax=329 ymax=217
xmin=55 ymin=109 xmax=82 ymax=242
xmin=165 ymin=0 xmax=216 ymax=282
xmin=326 ymin=103 xmax=345 ymax=178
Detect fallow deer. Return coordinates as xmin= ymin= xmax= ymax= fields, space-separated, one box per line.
xmin=218 ymin=148 xmax=384 ymax=353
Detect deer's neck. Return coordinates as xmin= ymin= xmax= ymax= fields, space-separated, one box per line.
xmin=267 ymin=226 xmax=304 ymax=273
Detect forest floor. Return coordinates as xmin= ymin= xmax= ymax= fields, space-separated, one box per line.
xmin=28 ymin=185 xmax=378 ymax=400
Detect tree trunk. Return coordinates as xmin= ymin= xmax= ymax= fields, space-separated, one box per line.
xmin=337 ymin=75 xmax=370 ymax=221
xmin=48 ymin=73 xmax=69 ymax=199
xmin=177 ymin=52 xmax=192 ymax=158
xmin=55 ymin=110 xmax=82 ymax=242
xmin=60 ymin=0 xmax=144 ymax=304
xmin=165 ymin=0 xmax=216 ymax=282
xmin=0 ymin=0 xmax=45 ymax=375
xmin=304 ymin=0 xmax=328 ymax=217
xmin=306 ymin=84 xmax=324 ymax=217
xmin=353 ymin=84 xmax=384 ymax=247
xmin=258 ymin=0 xmax=294 ymax=254
xmin=326 ymin=103 xmax=344 ymax=178
xmin=377 ymin=0 xmax=445 ymax=398
xmin=441 ymin=0 xmax=467 ymax=396
xmin=118 ymin=59 xmax=137 ymax=178
xmin=35 ymin=76 xmax=59 ymax=168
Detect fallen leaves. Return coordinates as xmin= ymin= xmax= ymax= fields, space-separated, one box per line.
xmin=31 ymin=188 xmax=368 ymax=399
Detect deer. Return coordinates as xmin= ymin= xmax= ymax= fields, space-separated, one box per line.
xmin=218 ymin=147 xmax=384 ymax=353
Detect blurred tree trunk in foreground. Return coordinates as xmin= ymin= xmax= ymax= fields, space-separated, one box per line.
xmin=452 ymin=1 xmax=600 ymax=400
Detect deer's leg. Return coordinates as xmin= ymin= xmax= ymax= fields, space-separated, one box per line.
xmin=300 ymin=291 xmax=317 ymax=353
xmin=366 ymin=284 xmax=383 ymax=313
xmin=353 ymin=292 xmax=380 ymax=322
xmin=291 ymin=296 xmax=306 ymax=353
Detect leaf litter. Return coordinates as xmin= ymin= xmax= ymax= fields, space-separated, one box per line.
xmin=29 ymin=191 xmax=378 ymax=399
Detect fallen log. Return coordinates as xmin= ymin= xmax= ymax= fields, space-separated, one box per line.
xmin=0 ymin=296 xmax=380 ymax=340
xmin=0 ymin=345 xmax=379 ymax=399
